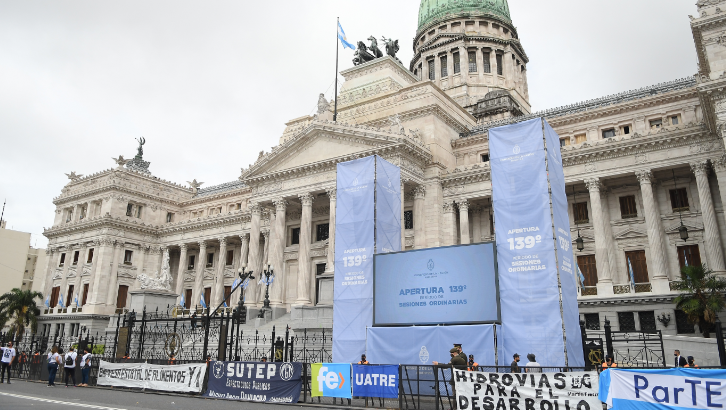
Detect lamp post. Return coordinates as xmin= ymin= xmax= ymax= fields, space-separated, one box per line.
xmin=672 ymin=169 xmax=688 ymax=241
xmin=257 ymin=264 xmax=274 ymax=319
xmin=573 ymin=185 xmax=585 ymax=251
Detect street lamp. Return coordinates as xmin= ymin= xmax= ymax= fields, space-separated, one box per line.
xmin=573 ymin=185 xmax=585 ymax=251
xmin=672 ymin=169 xmax=688 ymax=241
xmin=257 ymin=264 xmax=274 ymax=319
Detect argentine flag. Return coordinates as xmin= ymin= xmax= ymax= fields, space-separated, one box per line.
xmin=577 ymin=264 xmax=586 ymax=288
xmin=627 ymin=258 xmax=636 ymax=286
xmin=44 ymin=295 xmax=50 ymax=307
xmin=242 ymin=277 xmax=250 ymax=290
xmin=338 ymin=21 xmax=355 ymax=50
xmin=59 ymin=294 xmax=65 ymax=308
xmin=200 ymin=293 xmax=207 ymax=309
xmin=179 ymin=293 xmax=185 ymax=307
xmin=74 ymin=294 xmax=79 ymax=308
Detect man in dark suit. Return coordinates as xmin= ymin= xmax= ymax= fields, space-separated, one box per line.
xmin=674 ymin=350 xmax=687 ymax=367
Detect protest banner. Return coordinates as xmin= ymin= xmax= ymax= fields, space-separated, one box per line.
xmin=312 ymin=363 xmax=352 ymax=399
xmin=352 ymin=364 xmax=398 ymax=398
xmin=454 ymin=369 xmax=600 ymax=410
xmin=205 ymin=361 xmax=302 ymax=403
xmin=96 ymin=360 xmax=206 ymax=393
xmin=599 ymin=368 xmax=726 ymax=409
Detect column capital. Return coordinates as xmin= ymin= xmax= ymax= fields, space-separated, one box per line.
xmin=198 ymin=241 xmax=207 ymax=250
xmin=218 ymin=237 xmax=227 ymax=247
xmin=326 ymin=187 xmax=336 ymax=200
xmin=443 ymin=201 xmax=456 ymax=214
xmin=179 ymin=243 xmax=188 ymax=251
xmin=99 ymin=238 xmax=114 ymax=247
xmin=113 ymin=241 xmax=125 ymax=249
xmin=456 ymin=198 xmax=469 ymax=211
xmin=690 ymin=160 xmax=710 ymax=176
xmin=262 ymin=229 xmax=270 ymax=239
xmin=249 ymin=202 xmax=262 ymax=215
xmin=584 ymin=178 xmax=602 ymax=192
xmin=712 ymin=154 xmax=726 ymax=172
xmin=239 ymin=233 xmax=250 ymax=243
xmin=299 ymin=193 xmax=315 ymax=206
xmin=413 ymin=185 xmax=426 ymax=199
xmin=635 ymin=169 xmax=654 ymax=184
xmin=273 ymin=198 xmax=288 ymax=211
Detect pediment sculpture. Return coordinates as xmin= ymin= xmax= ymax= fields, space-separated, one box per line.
xmin=136 ymin=250 xmax=172 ymax=292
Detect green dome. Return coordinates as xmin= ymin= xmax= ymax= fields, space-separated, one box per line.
xmin=418 ymin=0 xmax=511 ymax=31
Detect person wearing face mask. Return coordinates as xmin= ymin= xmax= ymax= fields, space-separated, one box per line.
xmin=674 ymin=350 xmax=687 ymax=367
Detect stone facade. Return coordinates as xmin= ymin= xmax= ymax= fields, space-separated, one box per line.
xmin=35 ymin=1 xmax=726 ymax=349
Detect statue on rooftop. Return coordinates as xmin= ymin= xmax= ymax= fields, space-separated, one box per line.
xmin=112 ymin=155 xmax=129 ymax=168
xmin=65 ymin=171 xmax=83 ymax=182
xmin=187 ymin=179 xmax=204 ymax=196
xmin=381 ymin=36 xmax=401 ymax=64
xmin=317 ymin=93 xmax=330 ymax=114
xmin=135 ymin=137 xmax=146 ymax=159
xmin=367 ymin=36 xmax=383 ymax=58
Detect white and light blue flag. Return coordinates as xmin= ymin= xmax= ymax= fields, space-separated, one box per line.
xmin=59 ymin=295 xmax=65 ymax=308
xmin=200 ymin=293 xmax=207 ymax=309
xmin=628 ymin=258 xmax=636 ymax=287
xmin=338 ymin=21 xmax=355 ymax=50
xmin=179 ymin=293 xmax=185 ymax=307
xmin=74 ymin=294 xmax=79 ymax=308
xmin=578 ymin=264 xmax=586 ymax=288
xmin=44 ymin=295 xmax=50 ymax=307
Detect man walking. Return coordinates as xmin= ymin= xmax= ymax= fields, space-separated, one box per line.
xmin=63 ymin=347 xmax=77 ymax=387
xmin=674 ymin=350 xmax=687 ymax=367
xmin=0 ymin=342 xmax=16 ymax=384
xmin=510 ymin=353 xmax=520 ymax=373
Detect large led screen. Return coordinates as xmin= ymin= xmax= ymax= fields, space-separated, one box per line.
xmin=373 ymin=242 xmax=500 ymax=326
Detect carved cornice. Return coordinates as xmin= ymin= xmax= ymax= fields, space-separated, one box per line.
xmin=411 ymin=32 xmax=528 ymax=67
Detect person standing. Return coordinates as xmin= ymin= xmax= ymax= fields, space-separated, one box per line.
xmin=525 ymin=353 xmax=541 ymax=373
xmin=0 ymin=342 xmax=16 ymax=384
xmin=433 ymin=348 xmax=466 ymax=366
xmin=358 ymin=354 xmax=369 ymax=365
xmin=685 ymin=356 xmax=699 ymax=368
xmin=467 ymin=355 xmax=478 ymax=371
xmin=79 ymin=348 xmax=92 ymax=387
xmin=47 ymin=346 xmax=61 ymax=387
xmin=674 ymin=350 xmax=687 ymax=367
xmin=510 ymin=353 xmax=521 ymax=373
xmin=63 ymin=347 xmax=77 ymax=387
xmin=454 ymin=344 xmax=467 ymax=364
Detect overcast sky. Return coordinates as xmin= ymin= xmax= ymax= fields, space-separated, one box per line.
xmin=0 ymin=0 xmax=697 ymax=248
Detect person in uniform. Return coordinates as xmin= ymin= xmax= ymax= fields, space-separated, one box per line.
xmin=433 ymin=348 xmax=467 ymax=366
xmin=454 ymin=343 xmax=467 ymax=364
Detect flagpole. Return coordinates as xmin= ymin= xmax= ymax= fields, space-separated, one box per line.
xmin=334 ymin=17 xmax=339 ymax=123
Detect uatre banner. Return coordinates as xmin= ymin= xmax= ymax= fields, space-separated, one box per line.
xmin=205 ymin=361 xmax=302 ymax=403
xmin=599 ymin=368 xmax=726 ymax=409
xmin=96 ymin=360 xmax=206 ymax=393
xmin=352 ymin=364 xmax=398 ymax=399
xmin=455 ymin=369 xmax=600 ymax=410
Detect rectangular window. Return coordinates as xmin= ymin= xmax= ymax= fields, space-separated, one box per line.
xmin=468 ymin=51 xmax=477 ymax=72
xmin=577 ymin=255 xmax=598 ymax=286
xmin=670 ymin=115 xmax=680 ymax=125
xmin=669 ymin=188 xmax=689 ymax=212
xmin=116 ymin=285 xmax=129 ymax=309
xmin=617 ymin=312 xmax=636 ymax=332
xmin=123 ymin=250 xmax=133 ymax=265
xmin=573 ymin=202 xmax=589 ymax=224
xmin=619 ymin=196 xmax=637 ymax=219
xmin=483 ymin=52 xmax=491 ymax=73
xmin=126 ymin=204 xmax=133 ymax=217
xmin=453 ymin=52 xmax=460 ymax=74
xmin=639 ymin=311 xmax=657 ymax=333
xmin=86 ymin=248 xmax=94 ymax=263
xmin=496 ymin=54 xmax=503 ymax=75
xmin=184 ymin=289 xmax=193 ymax=309
xmin=404 ymin=210 xmax=414 ymax=230
xmin=481 ymin=154 xmax=489 ymax=162
xmin=59 ymin=253 xmax=66 ymax=267
xmin=204 ymin=287 xmax=211 ymax=307
xmin=675 ymin=309 xmax=695 ymax=334
xmin=50 ymin=286 xmax=60 ymax=307
xmin=66 ymin=285 xmax=74 ymax=307
xmin=316 ymin=263 xmax=327 ymax=275
xmin=440 ymin=55 xmax=448 ymax=77
xmin=166 ymin=212 xmax=173 ymax=223
xmin=560 ymin=138 xmax=570 ymax=147
xmin=226 ymin=250 xmax=234 ymax=266
xmin=72 ymin=251 xmax=79 ymax=265
xmin=677 ymin=245 xmax=702 ymax=270
xmin=625 ymin=250 xmax=649 ymax=283
xmin=82 ymin=283 xmax=89 ymax=306
xmin=206 ymin=253 xmax=214 ymax=267
xmin=188 ymin=255 xmax=196 ymax=270
xmin=135 ymin=206 xmax=142 ymax=218
xmin=428 ymin=60 xmax=435 ymax=80
xmin=621 ymin=125 xmax=631 ymax=135
xmin=224 ymin=286 xmax=231 ymax=303
xmin=291 ymin=227 xmax=301 ymax=245
xmin=602 ymin=128 xmax=616 ymax=138
xmin=316 ymin=223 xmax=330 ymax=242
xmin=575 ymin=134 xmax=587 ymax=144
xmin=584 ymin=313 xmax=600 ymax=330
xmin=649 ymin=119 xmax=662 ymax=129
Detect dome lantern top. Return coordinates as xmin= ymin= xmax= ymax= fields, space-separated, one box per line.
xmin=418 ymin=0 xmax=511 ymax=33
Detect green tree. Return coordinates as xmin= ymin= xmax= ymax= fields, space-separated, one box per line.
xmin=671 ymin=265 xmax=726 ymax=338
xmin=0 ymin=288 xmax=43 ymax=339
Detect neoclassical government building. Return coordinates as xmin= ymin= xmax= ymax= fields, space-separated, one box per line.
xmin=35 ymin=0 xmax=726 ymax=343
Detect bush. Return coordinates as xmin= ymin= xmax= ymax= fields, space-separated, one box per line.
xmin=92 ymin=344 xmax=105 ymax=355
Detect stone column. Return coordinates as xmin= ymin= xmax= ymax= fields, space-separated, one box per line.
xmin=324 ymin=190 xmax=336 ymax=273
xmin=691 ymin=160 xmax=726 ymax=273
xmin=584 ymin=178 xmax=614 ymax=294
xmin=87 ymin=238 xmax=113 ymax=307
xmin=71 ymin=244 xmax=88 ymax=306
xmin=635 ymin=170 xmax=670 ymax=292
xmin=213 ymin=238 xmax=227 ymax=306
xmin=443 ymin=201 xmax=456 ymax=246
xmin=40 ymin=248 xmax=56 ymax=298
xmin=232 ymin=234 xmax=250 ymax=307
xmin=175 ymin=244 xmax=187 ymax=299
xmin=712 ymin=155 xmax=726 ymax=256
xmin=296 ymin=193 xmax=314 ymax=305
xmin=271 ymin=199 xmax=288 ymax=305
xmin=422 ymin=57 xmax=430 ymax=81
xmin=413 ymin=186 xmax=426 ymax=248
xmin=457 ymin=199 xmax=471 ymax=244
xmin=105 ymin=241 xmax=124 ymax=307
xmin=245 ymin=203 xmax=262 ymax=306
xmin=447 ymin=51 xmax=455 ymax=80
xmin=192 ymin=241 xmax=207 ymax=308
xmin=56 ymin=248 xmax=72 ymax=308
xmin=472 ymin=207 xmax=482 ymax=243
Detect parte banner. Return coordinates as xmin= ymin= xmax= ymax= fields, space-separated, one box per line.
xmin=312 ymin=363 xmax=352 ymax=399
xmin=204 ymin=361 xmax=302 ymax=403
xmin=352 ymin=364 xmax=398 ymax=399
xmin=599 ymin=368 xmax=726 ymax=409
xmin=96 ymin=360 xmax=206 ymax=393
xmin=455 ymin=369 xmax=600 ymax=410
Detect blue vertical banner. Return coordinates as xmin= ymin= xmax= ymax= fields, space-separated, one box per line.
xmin=489 ymin=118 xmax=582 ymax=367
xmin=334 ymin=155 xmax=401 ymax=363
xmin=375 ymin=156 xmax=402 ymax=254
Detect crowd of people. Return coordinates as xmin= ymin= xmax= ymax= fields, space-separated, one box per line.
xmin=600 ymin=349 xmax=700 ymax=371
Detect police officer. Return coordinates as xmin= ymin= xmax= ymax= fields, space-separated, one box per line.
xmin=454 ymin=343 xmax=466 ymax=364
xmin=433 ymin=348 xmax=466 ymax=366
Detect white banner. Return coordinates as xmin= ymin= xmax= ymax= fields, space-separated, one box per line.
xmin=97 ymin=360 xmax=207 ymax=393
xmin=454 ymin=369 xmax=601 ymax=410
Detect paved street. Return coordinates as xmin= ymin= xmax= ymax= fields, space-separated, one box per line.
xmin=0 ymin=381 xmax=312 ymax=410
